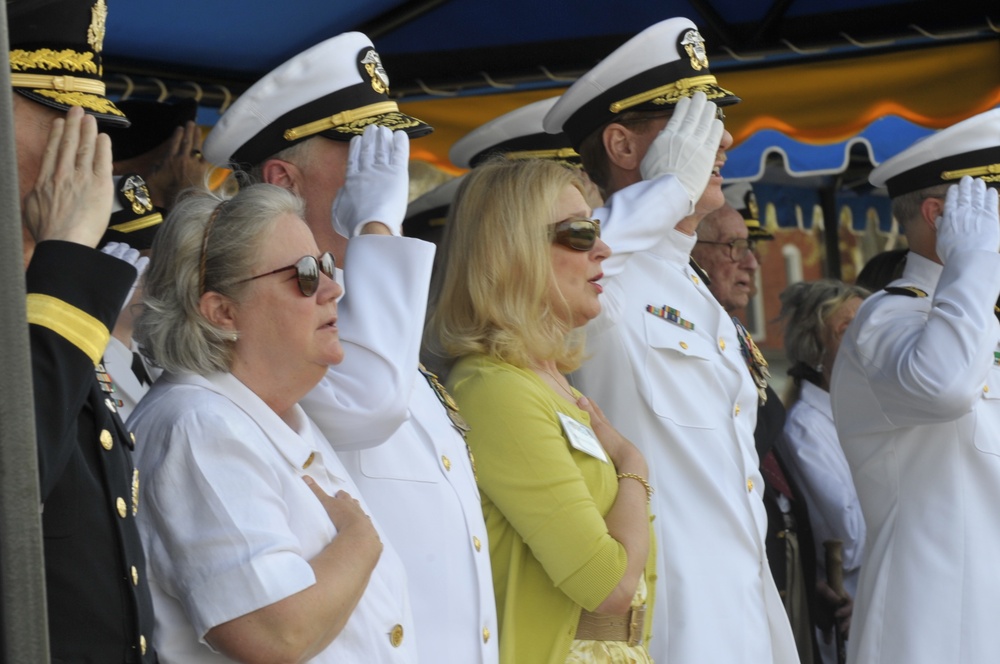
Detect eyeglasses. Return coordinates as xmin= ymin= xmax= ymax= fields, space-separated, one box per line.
xmin=550 ymin=217 xmax=601 ymax=251
xmin=696 ymin=238 xmax=757 ymax=262
xmin=237 ymin=252 xmax=336 ymax=296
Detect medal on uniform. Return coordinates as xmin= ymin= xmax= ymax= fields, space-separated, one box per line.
xmin=418 ymin=364 xmax=477 ymax=481
xmin=733 ymin=316 xmax=770 ymax=404
xmin=646 ymin=303 xmax=695 ymax=330
xmin=131 ymin=468 xmax=140 ymax=516
xmin=95 ymin=363 xmax=117 ymax=394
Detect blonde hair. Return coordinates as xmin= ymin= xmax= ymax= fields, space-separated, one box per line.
xmin=427 ymin=158 xmax=589 ymax=372
xmin=136 ymin=183 xmax=305 ymax=374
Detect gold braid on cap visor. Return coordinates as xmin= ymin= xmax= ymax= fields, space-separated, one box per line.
xmin=503 ymin=147 xmax=580 ymax=161
xmin=609 ymin=75 xmax=724 ymax=114
xmin=940 ymin=163 xmax=1000 ymax=183
xmin=10 ymin=73 xmax=106 ymax=95
xmin=283 ymin=101 xmax=401 ymax=141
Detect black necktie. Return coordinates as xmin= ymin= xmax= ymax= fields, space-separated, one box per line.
xmin=131 ymin=351 xmax=151 ymax=387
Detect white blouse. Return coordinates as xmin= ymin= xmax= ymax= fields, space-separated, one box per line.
xmin=128 ymin=371 xmax=418 ymax=663
xmin=779 ymin=380 xmax=865 ymax=597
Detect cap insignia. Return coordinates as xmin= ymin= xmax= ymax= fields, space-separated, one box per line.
xmin=680 ymin=29 xmax=709 ymax=71
xmin=747 ymin=192 xmax=760 ymax=221
xmin=88 ymin=0 xmax=108 ymax=54
xmin=360 ymin=49 xmax=390 ymax=94
xmin=120 ymin=174 xmax=154 ymax=215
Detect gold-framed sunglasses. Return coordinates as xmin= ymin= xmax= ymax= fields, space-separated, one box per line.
xmin=237 ymin=252 xmax=336 ymax=296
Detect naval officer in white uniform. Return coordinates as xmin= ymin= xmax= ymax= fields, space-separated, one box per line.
xmin=545 ymin=17 xmax=799 ymax=664
xmin=831 ymin=109 xmax=1000 ymax=664
xmin=203 ymin=31 xmax=498 ymax=663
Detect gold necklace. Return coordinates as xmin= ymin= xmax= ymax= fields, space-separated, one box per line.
xmin=541 ymin=366 xmax=577 ymax=402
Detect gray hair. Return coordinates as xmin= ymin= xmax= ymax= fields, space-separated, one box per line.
xmin=135 ymin=183 xmax=305 ymax=374
xmin=778 ymin=279 xmax=869 ymax=398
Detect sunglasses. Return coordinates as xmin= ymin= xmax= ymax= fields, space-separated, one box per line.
xmin=550 ymin=217 xmax=602 ymax=251
xmin=237 ymin=252 xmax=336 ymax=296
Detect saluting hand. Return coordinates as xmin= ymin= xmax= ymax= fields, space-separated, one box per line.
xmin=936 ymin=175 xmax=1000 ymax=265
xmin=639 ymin=91 xmax=724 ymax=216
xmin=145 ymin=120 xmax=213 ymax=208
xmin=22 ymin=106 xmax=114 ymax=248
xmin=331 ymin=124 xmax=410 ymax=238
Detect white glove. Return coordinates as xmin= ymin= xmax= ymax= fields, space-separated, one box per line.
xmin=331 ymin=124 xmax=410 ymax=238
xmin=639 ymin=91 xmax=724 ymax=215
xmin=100 ymin=241 xmax=149 ymax=313
xmin=935 ymin=175 xmax=1000 ymax=265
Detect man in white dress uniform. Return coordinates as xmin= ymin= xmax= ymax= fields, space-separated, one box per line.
xmin=545 ymin=17 xmax=800 ymax=664
xmin=830 ymin=108 xmax=1000 ymax=664
xmin=203 ymin=32 xmax=498 ymax=663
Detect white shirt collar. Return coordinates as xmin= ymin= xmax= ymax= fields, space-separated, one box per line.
xmin=164 ymin=371 xmax=321 ymax=472
xmin=798 ymin=380 xmax=833 ymax=421
xmin=894 ymin=251 xmax=943 ymax=296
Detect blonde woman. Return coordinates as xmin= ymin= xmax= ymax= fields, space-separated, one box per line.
xmin=428 ymin=159 xmax=655 ymax=664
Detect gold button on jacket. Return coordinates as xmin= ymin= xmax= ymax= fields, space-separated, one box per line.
xmin=389 ymin=624 xmax=404 ymax=647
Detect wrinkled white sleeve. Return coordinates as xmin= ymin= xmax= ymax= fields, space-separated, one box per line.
xmin=588 ymin=174 xmax=690 ymax=329
xmin=780 ymin=406 xmax=865 ymax=572
xmin=597 ymin=173 xmax=690 ymax=280
xmin=142 ymin=409 xmax=317 ymax=639
xmin=300 ymin=235 xmax=436 ymax=450
xmin=850 ymin=251 xmax=1000 ymax=426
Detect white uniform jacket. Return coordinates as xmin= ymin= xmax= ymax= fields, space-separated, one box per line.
xmin=129 ymin=372 xmax=418 ymax=663
xmin=333 ymin=374 xmax=499 ymax=664
xmin=299 ymin=235 xmax=498 ymax=662
xmin=831 ymin=250 xmax=1000 ymax=664
xmin=779 ymin=381 xmax=865 ymax=598
xmin=573 ymin=175 xmax=798 ymax=664
xmin=301 ymin=235 xmax=436 ymax=449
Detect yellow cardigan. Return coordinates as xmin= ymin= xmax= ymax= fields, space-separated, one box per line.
xmin=448 ymin=354 xmax=656 ymax=664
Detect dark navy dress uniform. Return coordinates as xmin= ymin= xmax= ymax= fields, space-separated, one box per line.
xmin=26 ymin=240 xmax=156 ymax=663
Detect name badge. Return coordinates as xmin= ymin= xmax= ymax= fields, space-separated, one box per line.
xmin=558 ymin=412 xmax=609 ymax=463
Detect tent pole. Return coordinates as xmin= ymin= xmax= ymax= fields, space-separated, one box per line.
xmin=0 ymin=1 xmax=51 ymax=661
xmin=820 ymin=181 xmax=843 ymax=280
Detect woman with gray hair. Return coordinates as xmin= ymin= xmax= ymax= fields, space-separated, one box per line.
xmin=776 ymin=279 xmax=868 ymax=664
xmin=128 ymin=184 xmax=416 ymax=663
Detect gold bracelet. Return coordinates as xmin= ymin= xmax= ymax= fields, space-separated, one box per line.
xmin=617 ymin=472 xmax=653 ymax=502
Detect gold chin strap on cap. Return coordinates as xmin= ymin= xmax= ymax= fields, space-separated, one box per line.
xmin=940 ymin=163 xmax=1000 ymax=183
xmin=10 ymin=73 xmax=106 ymax=95
xmin=504 ymin=147 xmax=580 ymax=161
xmin=283 ymin=101 xmax=400 ymax=141
xmin=108 ymin=212 xmax=163 ymax=234
xmin=609 ymin=74 xmax=720 ymax=114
